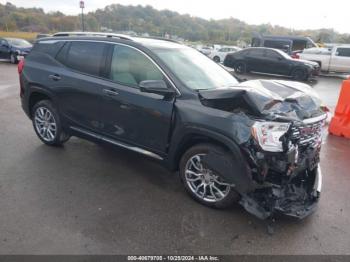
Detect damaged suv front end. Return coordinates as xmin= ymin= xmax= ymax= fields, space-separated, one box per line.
xmin=199 ymin=80 xmax=326 ymax=219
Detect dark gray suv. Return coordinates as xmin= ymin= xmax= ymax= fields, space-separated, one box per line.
xmin=19 ymin=33 xmax=326 ymax=219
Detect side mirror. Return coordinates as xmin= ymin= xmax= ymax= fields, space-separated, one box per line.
xmin=139 ymin=80 xmax=175 ymax=96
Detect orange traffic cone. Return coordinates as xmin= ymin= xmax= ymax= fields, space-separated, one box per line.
xmin=329 ymin=78 xmax=350 ymax=138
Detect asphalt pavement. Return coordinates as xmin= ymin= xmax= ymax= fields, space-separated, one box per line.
xmin=1 ymin=62 xmax=350 ymax=255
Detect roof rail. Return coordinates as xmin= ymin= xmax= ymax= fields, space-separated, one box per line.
xmin=142 ymin=36 xmax=180 ymax=43
xmin=52 ymin=32 xmax=133 ymax=41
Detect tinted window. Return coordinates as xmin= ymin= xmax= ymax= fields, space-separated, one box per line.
xmin=337 ymin=48 xmax=350 ymax=57
xmin=247 ymin=49 xmax=264 ymax=57
xmin=57 ymin=41 xmax=107 ymax=76
xmin=109 ymin=45 xmax=164 ymax=87
xmin=265 ymin=50 xmax=282 ymax=59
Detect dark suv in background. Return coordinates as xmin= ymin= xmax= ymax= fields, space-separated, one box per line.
xmin=19 ymin=33 xmax=325 ymax=219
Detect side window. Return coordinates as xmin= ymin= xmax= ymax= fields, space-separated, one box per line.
xmin=56 ymin=41 xmax=107 ymax=76
xmin=248 ymin=49 xmax=264 ymax=57
xmin=265 ymin=50 xmax=282 ymax=60
xmin=336 ymin=48 xmax=350 ymax=57
xmin=109 ymin=45 xmax=164 ymax=87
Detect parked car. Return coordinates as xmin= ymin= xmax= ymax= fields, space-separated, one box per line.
xmin=252 ymin=35 xmax=317 ymax=54
xmin=198 ymin=46 xmax=213 ymax=56
xmin=19 ymin=34 xmax=325 ymax=219
xmin=299 ymin=46 xmax=350 ymax=73
xmin=209 ymin=46 xmax=241 ymax=63
xmin=224 ymin=47 xmax=320 ymax=81
xmin=0 ymin=38 xmax=32 ymax=64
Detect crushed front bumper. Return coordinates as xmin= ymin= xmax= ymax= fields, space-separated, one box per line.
xmin=240 ymin=164 xmax=322 ymax=220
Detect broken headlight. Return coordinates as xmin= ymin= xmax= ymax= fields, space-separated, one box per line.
xmin=251 ymin=122 xmax=290 ymax=152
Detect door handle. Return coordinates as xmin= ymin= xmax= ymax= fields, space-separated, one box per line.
xmin=49 ymin=74 xmax=61 ymax=81
xmin=103 ymin=89 xmax=119 ymax=96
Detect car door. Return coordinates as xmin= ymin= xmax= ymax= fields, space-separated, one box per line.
xmin=330 ymin=47 xmax=350 ymax=73
xmin=53 ymin=41 xmax=109 ymax=132
xmin=99 ymin=43 xmax=176 ymax=154
xmin=245 ymin=49 xmax=266 ymax=72
xmin=263 ymin=49 xmax=291 ymax=75
xmin=0 ymin=39 xmax=10 ymax=59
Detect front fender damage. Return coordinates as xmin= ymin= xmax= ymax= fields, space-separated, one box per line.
xmin=202 ymin=145 xmax=322 ymax=219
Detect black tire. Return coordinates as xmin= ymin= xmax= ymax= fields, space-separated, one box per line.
xmin=213 ymin=56 xmax=220 ymax=63
xmin=234 ymin=62 xmax=247 ymax=74
xmin=292 ymin=68 xmax=308 ymax=81
xmin=179 ymin=143 xmax=240 ymax=209
xmin=10 ymin=53 xmax=18 ymax=64
xmin=31 ymin=100 xmax=70 ymax=146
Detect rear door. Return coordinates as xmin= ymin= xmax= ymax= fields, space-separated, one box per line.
xmin=330 ymin=47 xmax=350 ymax=73
xmin=245 ymin=49 xmax=267 ymax=73
xmin=99 ymin=43 xmax=176 ymax=154
xmin=54 ymin=41 xmax=109 ymax=132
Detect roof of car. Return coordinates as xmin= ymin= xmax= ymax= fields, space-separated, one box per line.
xmin=39 ymin=32 xmax=184 ymax=49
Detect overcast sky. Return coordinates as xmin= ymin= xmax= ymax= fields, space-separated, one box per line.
xmin=1 ymin=0 xmax=350 ymax=34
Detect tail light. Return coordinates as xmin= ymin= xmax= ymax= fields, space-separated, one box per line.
xmin=18 ymin=59 xmax=25 ymax=97
xmin=18 ymin=59 xmax=25 ymax=74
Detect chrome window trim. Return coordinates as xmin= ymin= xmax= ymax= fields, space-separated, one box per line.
xmin=70 ymin=126 xmax=164 ymax=160
xmin=38 ymin=39 xmax=181 ymax=96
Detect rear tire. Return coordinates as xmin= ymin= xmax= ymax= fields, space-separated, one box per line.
xmin=32 ymin=100 xmax=70 ymax=146
xmin=179 ymin=143 xmax=240 ymax=209
xmin=234 ymin=62 xmax=247 ymax=74
xmin=213 ymin=56 xmax=220 ymax=63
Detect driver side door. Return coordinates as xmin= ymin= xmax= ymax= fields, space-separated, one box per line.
xmin=99 ymin=44 xmax=176 ymax=154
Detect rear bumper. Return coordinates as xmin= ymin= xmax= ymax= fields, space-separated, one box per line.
xmin=240 ymin=164 xmax=322 ymax=220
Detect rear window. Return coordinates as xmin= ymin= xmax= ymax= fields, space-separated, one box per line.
xmin=56 ymin=41 xmax=108 ymax=76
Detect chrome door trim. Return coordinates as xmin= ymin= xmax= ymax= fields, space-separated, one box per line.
xmin=70 ymin=126 xmax=164 ymax=160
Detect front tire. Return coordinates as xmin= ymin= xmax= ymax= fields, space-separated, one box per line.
xmin=179 ymin=144 xmax=240 ymax=209
xmin=292 ymin=68 xmax=308 ymax=81
xmin=10 ymin=53 xmax=18 ymax=64
xmin=32 ymin=100 xmax=70 ymax=146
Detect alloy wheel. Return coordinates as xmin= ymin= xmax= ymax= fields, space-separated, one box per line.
xmin=34 ymin=107 xmax=57 ymax=142
xmin=184 ymin=154 xmax=231 ymax=202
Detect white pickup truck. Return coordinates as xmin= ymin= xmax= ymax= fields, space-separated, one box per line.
xmin=299 ymin=46 xmax=350 ymax=73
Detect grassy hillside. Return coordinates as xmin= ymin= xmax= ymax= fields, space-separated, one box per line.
xmin=0 ymin=31 xmax=37 ymax=41
xmin=1 ymin=2 xmax=350 ymax=44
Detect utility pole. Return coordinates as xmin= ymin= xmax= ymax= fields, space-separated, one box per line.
xmin=80 ymin=1 xmax=85 ymax=32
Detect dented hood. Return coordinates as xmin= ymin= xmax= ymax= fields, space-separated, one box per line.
xmin=199 ymin=79 xmax=324 ymax=121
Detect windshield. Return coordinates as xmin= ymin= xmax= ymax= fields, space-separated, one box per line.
xmin=6 ymin=38 xmax=31 ymax=47
xmin=152 ymin=47 xmax=239 ymax=90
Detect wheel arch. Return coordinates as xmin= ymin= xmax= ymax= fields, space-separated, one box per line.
xmin=167 ymin=128 xmax=243 ymax=172
xmin=28 ymin=89 xmax=54 ymax=118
